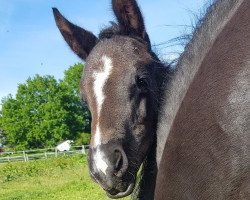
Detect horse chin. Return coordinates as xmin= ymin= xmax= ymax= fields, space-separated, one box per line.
xmin=106 ymin=182 xmax=135 ymax=199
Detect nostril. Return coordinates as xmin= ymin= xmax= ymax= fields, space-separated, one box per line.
xmin=114 ymin=149 xmax=123 ymax=171
xmin=113 ymin=149 xmax=128 ymax=177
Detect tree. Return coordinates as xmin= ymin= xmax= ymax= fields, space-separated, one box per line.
xmin=60 ymin=63 xmax=91 ymax=134
xmin=0 ymin=112 xmax=6 ymax=146
xmin=0 ymin=63 xmax=91 ymax=150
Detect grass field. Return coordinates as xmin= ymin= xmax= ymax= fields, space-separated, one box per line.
xmin=0 ymin=155 xmax=130 ymax=200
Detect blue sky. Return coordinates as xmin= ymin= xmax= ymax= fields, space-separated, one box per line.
xmin=0 ymin=0 xmax=209 ymax=103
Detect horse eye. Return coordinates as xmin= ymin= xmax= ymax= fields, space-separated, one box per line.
xmin=136 ymin=76 xmax=149 ymax=91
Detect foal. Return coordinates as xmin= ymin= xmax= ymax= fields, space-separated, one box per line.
xmin=53 ymin=0 xmax=169 ymax=198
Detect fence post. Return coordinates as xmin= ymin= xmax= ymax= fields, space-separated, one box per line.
xmin=55 ymin=148 xmax=58 ymax=157
xmin=44 ymin=152 xmax=47 ymax=159
xmin=23 ymin=151 xmax=26 ymax=162
xmin=26 ymin=153 xmax=29 ymax=161
xmin=82 ymin=145 xmax=86 ymax=155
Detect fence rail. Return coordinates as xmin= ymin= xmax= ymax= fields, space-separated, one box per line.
xmin=0 ymin=145 xmax=89 ymax=164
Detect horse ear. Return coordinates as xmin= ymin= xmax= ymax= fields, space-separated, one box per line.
xmin=52 ymin=8 xmax=98 ymax=60
xmin=112 ymin=0 xmax=150 ymax=43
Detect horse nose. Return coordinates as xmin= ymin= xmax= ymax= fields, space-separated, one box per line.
xmin=88 ymin=144 xmax=128 ymax=185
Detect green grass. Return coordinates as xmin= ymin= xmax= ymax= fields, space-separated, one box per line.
xmin=0 ymin=155 xmax=130 ymax=200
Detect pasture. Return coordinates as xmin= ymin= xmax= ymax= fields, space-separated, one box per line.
xmin=0 ymin=155 xmax=129 ymax=200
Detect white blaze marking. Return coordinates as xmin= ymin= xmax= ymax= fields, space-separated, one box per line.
xmin=92 ymin=55 xmax=113 ymax=175
xmin=94 ymin=56 xmax=113 ymax=116
xmin=94 ymin=126 xmax=101 ymax=148
xmin=93 ymin=56 xmax=113 ymax=147
xmin=95 ymin=149 xmax=109 ymax=175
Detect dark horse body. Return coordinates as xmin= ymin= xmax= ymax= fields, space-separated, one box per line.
xmin=53 ymin=0 xmax=249 ymax=199
xmin=155 ymin=0 xmax=250 ymax=199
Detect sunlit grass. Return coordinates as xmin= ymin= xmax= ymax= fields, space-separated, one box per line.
xmin=0 ymin=155 xmax=129 ymax=200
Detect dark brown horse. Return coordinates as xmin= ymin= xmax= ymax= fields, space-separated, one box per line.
xmin=53 ymin=0 xmax=249 ymax=199
xmin=155 ymin=0 xmax=250 ymax=199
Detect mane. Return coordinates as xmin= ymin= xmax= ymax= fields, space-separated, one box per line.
xmin=156 ymin=0 xmax=246 ymax=164
xmin=152 ymin=0 xmax=216 ymax=65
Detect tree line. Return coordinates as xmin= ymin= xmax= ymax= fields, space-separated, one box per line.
xmin=0 ymin=63 xmax=91 ymax=150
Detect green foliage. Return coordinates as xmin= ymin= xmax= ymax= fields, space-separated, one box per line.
xmin=74 ymin=133 xmax=91 ymax=146
xmin=0 ymin=111 xmax=6 ymax=146
xmin=0 ymin=127 xmax=5 ymax=146
xmin=0 ymin=63 xmax=91 ymax=150
xmin=59 ymin=63 xmax=91 ymax=134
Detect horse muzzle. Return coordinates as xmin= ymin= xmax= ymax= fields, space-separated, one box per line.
xmin=88 ymin=141 xmax=135 ymax=198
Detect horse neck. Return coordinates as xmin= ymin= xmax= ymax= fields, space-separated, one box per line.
xmin=156 ymin=0 xmax=246 ymax=165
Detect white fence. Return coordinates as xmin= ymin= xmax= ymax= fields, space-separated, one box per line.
xmin=0 ymin=145 xmax=89 ymax=164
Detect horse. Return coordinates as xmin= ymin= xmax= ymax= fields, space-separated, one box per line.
xmin=53 ymin=0 xmax=249 ymax=199
xmin=155 ymin=0 xmax=250 ymax=199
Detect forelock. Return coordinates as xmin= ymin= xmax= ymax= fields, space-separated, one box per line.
xmin=99 ymin=22 xmax=122 ymax=39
